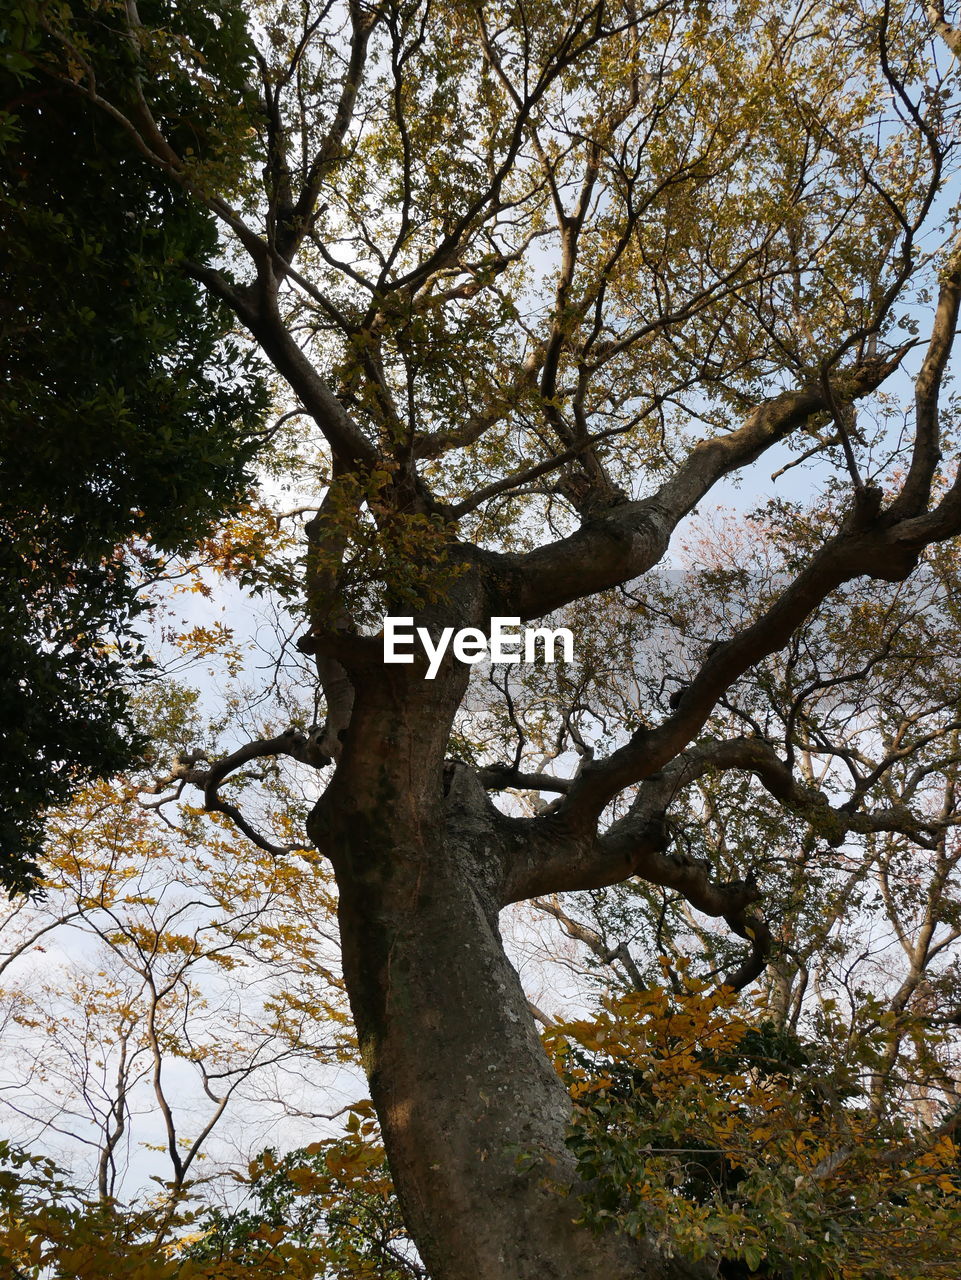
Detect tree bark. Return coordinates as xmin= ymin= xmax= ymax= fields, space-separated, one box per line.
xmin=308 ymin=663 xmax=705 ymax=1280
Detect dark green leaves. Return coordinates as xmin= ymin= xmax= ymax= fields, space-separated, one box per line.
xmin=0 ymin=1 xmax=268 ymax=893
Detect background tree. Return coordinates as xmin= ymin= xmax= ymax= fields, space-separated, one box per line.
xmin=0 ymin=755 xmax=349 ymax=1199
xmin=186 ymin=1130 xmax=422 ymax=1279
xmin=12 ymin=0 xmax=961 ymax=1276
xmin=0 ymin=0 xmax=268 ymax=893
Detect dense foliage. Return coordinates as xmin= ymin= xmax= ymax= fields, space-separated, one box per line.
xmin=0 ymin=1 xmax=268 ymax=892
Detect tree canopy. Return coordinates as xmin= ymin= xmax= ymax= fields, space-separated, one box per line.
xmin=7 ymin=0 xmax=961 ymax=1276
xmin=0 ymin=0 xmax=268 ymax=892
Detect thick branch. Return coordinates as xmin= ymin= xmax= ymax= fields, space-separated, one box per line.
xmin=553 ymin=487 xmax=937 ymax=824
xmin=927 ymin=2 xmax=961 ymax=56
xmin=237 ymin=289 xmax=379 ymax=470
xmin=147 ymin=733 xmax=326 ymax=856
xmin=695 ymin=737 xmax=942 ymax=849
xmin=889 ymin=234 xmax=961 ymax=518
xmin=486 ymin=354 xmax=907 ymax=620
xmin=479 ymin=764 xmax=571 ymax=794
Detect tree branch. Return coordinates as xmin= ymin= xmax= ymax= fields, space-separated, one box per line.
xmin=485 ymin=353 xmax=909 ymax=620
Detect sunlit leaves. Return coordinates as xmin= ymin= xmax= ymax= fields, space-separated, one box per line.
xmin=0 ymin=771 xmax=351 ymax=1218
xmin=547 ymin=971 xmax=961 ymax=1277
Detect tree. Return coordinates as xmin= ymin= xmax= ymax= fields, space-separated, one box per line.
xmin=547 ymin=973 xmax=961 ymax=1279
xmin=187 ymin=1131 xmax=422 ymax=1278
xmin=14 ymin=0 xmax=961 ymax=1275
xmin=0 ymin=709 xmax=360 ymax=1279
xmin=0 ymin=760 xmax=349 ymax=1198
xmin=0 ymin=0 xmax=268 ymax=892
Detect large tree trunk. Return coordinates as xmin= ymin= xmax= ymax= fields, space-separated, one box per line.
xmin=308 ymin=664 xmax=704 ymax=1280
